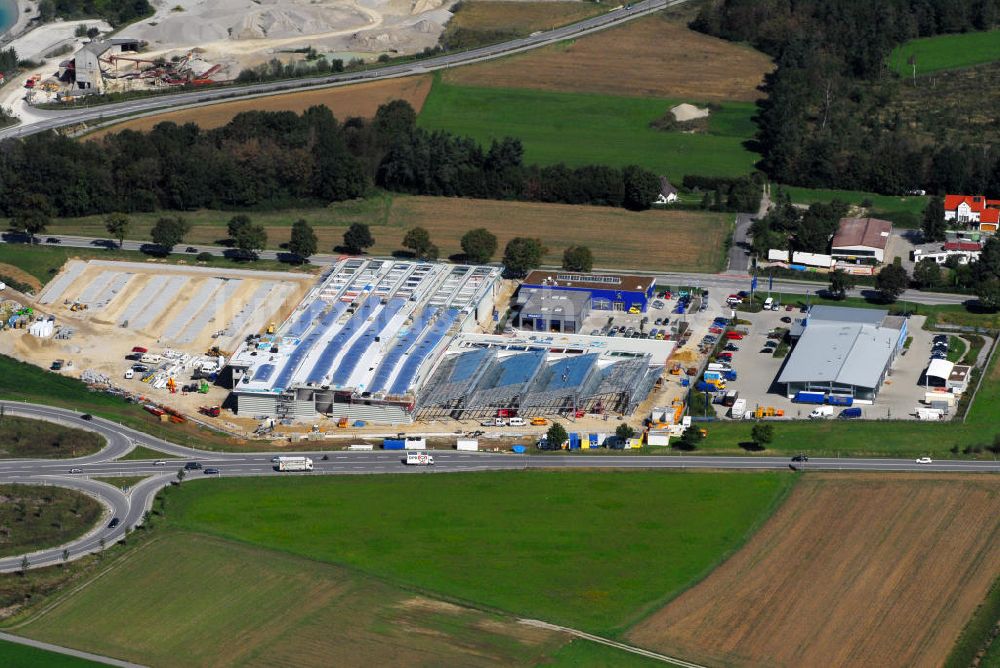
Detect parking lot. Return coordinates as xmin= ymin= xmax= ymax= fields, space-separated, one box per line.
xmin=578 ymin=289 xmax=710 ymax=342
xmin=711 ymin=305 xmax=955 ymax=421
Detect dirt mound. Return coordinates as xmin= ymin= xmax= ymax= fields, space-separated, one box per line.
xmin=0 ymin=264 xmax=42 ymax=292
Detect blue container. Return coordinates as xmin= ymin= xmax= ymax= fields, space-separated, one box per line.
xmin=680 ymin=378 xmax=690 ymax=387
xmin=512 ymin=445 xmax=526 ymax=454
xmin=589 ymin=433 xmax=599 ymax=446
xmin=353 ymin=420 xmax=366 ymax=427
xmin=383 ymin=439 xmax=405 ymax=450
xmin=696 ymin=381 xmax=719 ymax=393
xmin=568 ymin=433 xmax=581 ymax=449
xmin=724 ymin=370 xmax=738 ymax=381
xmin=793 ymin=391 xmax=825 ymax=404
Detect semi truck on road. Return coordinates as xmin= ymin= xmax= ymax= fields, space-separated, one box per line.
xmin=275 ymin=456 xmax=313 ymax=472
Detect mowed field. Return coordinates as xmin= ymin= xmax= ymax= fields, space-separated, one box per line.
xmin=18 ymin=533 xmax=567 ymax=667
xmin=158 ymin=471 xmax=791 ymax=635
xmin=85 ymin=75 xmax=433 ymax=139
xmin=43 ymin=195 xmax=732 ymax=272
xmin=418 ymin=80 xmax=760 ymax=181
xmin=889 ymin=29 xmax=1000 ymax=76
xmin=628 ymin=474 xmax=1000 ymax=668
xmin=443 ymin=14 xmax=772 ymax=102
xmin=0 ymin=639 xmax=101 ymax=667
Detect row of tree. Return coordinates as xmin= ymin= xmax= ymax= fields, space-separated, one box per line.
xmin=0 ymin=102 xmax=662 ymax=219
xmin=750 ymin=193 xmax=849 ymax=256
xmin=691 ymin=0 xmax=1000 ymax=195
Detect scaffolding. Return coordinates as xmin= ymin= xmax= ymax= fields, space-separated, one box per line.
xmin=417 ymin=348 xmax=656 ymax=420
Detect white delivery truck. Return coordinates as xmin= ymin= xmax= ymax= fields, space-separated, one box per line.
xmin=276 ymin=456 xmax=314 ymax=472
xmin=406 ymin=451 xmax=434 ymax=466
xmin=809 ymin=405 xmax=834 ymax=419
xmin=730 ymin=398 xmax=747 ymax=419
xmin=508 ymin=417 xmax=526 ymax=426
xmin=707 ymin=362 xmax=732 ymax=372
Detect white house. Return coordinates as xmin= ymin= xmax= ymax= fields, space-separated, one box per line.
xmin=655 ymin=177 xmax=679 ymax=205
xmin=944 ymin=194 xmax=1000 ymax=233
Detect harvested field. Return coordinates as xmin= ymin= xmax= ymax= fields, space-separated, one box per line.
xmin=448 ymin=1 xmax=604 ymax=33
xmin=86 ymin=75 xmax=432 ymax=139
xmin=628 ymin=473 xmax=1000 ymax=668
xmin=44 ymin=196 xmax=731 ymax=272
xmin=443 ymin=14 xmax=772 ymax=102
xmin=0 ymin=263 xmax=42 ymax=292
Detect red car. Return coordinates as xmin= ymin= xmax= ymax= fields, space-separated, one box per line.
xmin=709 ymin=326 xmax=723 ymax=334
xmin=724 ymin=331 xmax=744 ymax=340
xmin=717 ymin=352 xmax=734 ymax=361
xmin=131 ymin=346 xmax=148 ymax=354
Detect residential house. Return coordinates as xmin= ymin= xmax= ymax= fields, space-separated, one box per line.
xmin=943 ymin=194 xmax=1000 ymax=233
xmin=654 ymin=177 xmax=679 ymax=205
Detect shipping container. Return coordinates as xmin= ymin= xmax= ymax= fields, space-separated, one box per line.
xmin=404 ymin=437 xmax=427 ymax=450
xmin=568 ymin=433 xmax=581 ymax=449
xmin=348 ymin=443 xmax=374 ymax=451
xmin=383 ymin=439 xmax=405 ymax=450
xmin=924 ymin=391 xmax=955 ymax=406
xmin=456 ymin=439 xmax=479 ymax=451
xmin=512 ymin=445 xmax=527 ymax=454
xmin=827 ymin=395 xmax=853 ymax=406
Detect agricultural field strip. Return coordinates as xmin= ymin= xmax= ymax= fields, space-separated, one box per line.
xmin=38 ymin=262 xmax=87 ymax=305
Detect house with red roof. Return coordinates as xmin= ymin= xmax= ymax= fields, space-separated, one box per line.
xmin=943 ymin=195 xmax=1000 ymax=233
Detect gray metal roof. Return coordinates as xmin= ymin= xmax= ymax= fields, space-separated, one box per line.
xmin=778 ymin=321 xmax=901 ymax=389
xmin=808 ymin=305 xmax=887 ymax=326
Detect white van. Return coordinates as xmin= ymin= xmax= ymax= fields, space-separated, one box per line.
xmin=140 ymin=353 xmax=162 ymax=364
xmin=763 ymin=297 xmax=774 ymax=310
xmin=123 ymin=368 xmax=134 ymax=379
xmin=809 ymin=406 xmax=834 ymax=419
xmin=508 ymin=417 xmax=526 ymax=426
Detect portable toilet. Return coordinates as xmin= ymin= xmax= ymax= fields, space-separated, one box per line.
xmin=588 ymin=433 xmax=600 ymax=448
xmin=568 ymin=433 xmax=581 ymax=449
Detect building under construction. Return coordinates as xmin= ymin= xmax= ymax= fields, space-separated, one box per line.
xmin=227 ymin=259 xmax=503 ymax=424
xmin=416 ymin=332 xmax=670 ymax=420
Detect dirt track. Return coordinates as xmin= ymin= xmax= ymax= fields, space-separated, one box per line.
xmin=628 ymin=473 xmax=1000 ymax=668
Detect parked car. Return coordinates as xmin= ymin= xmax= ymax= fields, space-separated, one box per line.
xmin=933 ymin=335 xmax=948 ymax=343
xmin=780 ymin=316 xmax=792 ymax=323
xmin=723 ymin=344 xmax=739 ymax=352
xmin=915 ymin=457 xmax=933 ymax=464
xmin=785 ymin=304 xmax=794 ymax=311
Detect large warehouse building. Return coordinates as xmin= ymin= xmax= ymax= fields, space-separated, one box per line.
xmin=779 ymin=306 xmax=907 ymax=403
xmin=519 ymin=271 xmax=656 ymax=315
xmin=227 ymin=259 xmax=502 ymax=423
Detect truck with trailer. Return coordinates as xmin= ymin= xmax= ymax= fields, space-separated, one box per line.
xmin=793 ymin=391 xmax=826 ymax=405
xmin=275 ymin=456 xmax=313 ymax=472
xmin=405 ymin=451 xmax=434 ymax=466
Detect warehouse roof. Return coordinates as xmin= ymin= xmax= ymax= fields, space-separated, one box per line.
xmin=808 ymin=305 xmax=888 ymax=326
xmin=831 ymin=217 xmax=892 ymax=250
xmin=522 ymin=270 xmax=654 ymax=293
xmin=778 ymin=321 xmax=901 ymax=389
xmin=518 ymin=289 xmax=590 ymax=316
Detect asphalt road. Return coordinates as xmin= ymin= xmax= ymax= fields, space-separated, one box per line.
xmin=6 ymin=232 xmax=976 ymax=307
xmin=0 ymin=0 xmax=673 ymax=141
xmin=0 ymin=401 xmax=997 ymax=572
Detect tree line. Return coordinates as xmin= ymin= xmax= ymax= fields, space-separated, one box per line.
xmin=691 ymin=0 xmax=1000 ymax=195
xmin=0 ymin=101 xmax=662 ymax=219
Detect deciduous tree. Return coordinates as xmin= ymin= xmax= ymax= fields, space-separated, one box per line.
xmin=288 ymin=219 xmax=318 ymax=261
xmin=562 ymin=245 xmax=594 ymax=272
xmin=502 ymin=237 xmax=545 ymax=277
xmin=343 ymin=223 xmax=374 ymax=254
xmin=460 ymin=228 xmax=497 ymax=264
xmin=104 ymin=212 xmax=131 ymax=248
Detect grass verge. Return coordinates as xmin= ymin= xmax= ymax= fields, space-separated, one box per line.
xmin=159 ymin=470 xmax=792 ymax=636
xmin=92 ymin=477 xmax=148 ymax=491
xmin=945 ymin=574 xmax=1000 ymax=668
xmin=0 ymin=485 xmax=101 ymax=559
xmin=117 ymin=446 xmax=178 ymax=461
xmin=0 ymin=639 xmax=102 ymax=666
xmin=0 ymin=416 xmax=104 ymax=459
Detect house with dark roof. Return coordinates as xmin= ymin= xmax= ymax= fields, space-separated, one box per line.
xmin=654 ymin=177 xmax=678 ymax=205
xmin=830 ymin=217 xmax=893 ymax=265
xmin=943 ymin=194 xmax=1000 ymax=233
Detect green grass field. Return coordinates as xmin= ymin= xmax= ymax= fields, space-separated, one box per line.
xmin=0 ymin=485 xmax=101 ymax=559
xmin=18 ymin=532 xmax=572 ymax=667
xmin=0 ymin=416 xmax=104 ymax=459
xmin=418 ymin=80 xmax=759 ymax=181
xmin=890 ymin=29 xmax=1000 ymax=76
xmin=117 ymin=446 xmax=178 ymax=461
xmin=780 ymin=185 xmax=928 ymax=227
xmin=159 ymin=471 xmax=791 ymax=635
xmin=0 ymin=639 xmax=101 ymax=667
xmin=93 ymin=476 xmax=147 ymax=491
xmin=546 ymin=639 xmax=664 ymax=666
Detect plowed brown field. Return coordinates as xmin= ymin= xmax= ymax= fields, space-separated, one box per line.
xmin=443 ymin=15 xmax=772 ymax=101
xmin=86 ymin=75 xmax=433 ymax=139
xmin=628 ymin=473 xmax=1000 ymax=668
